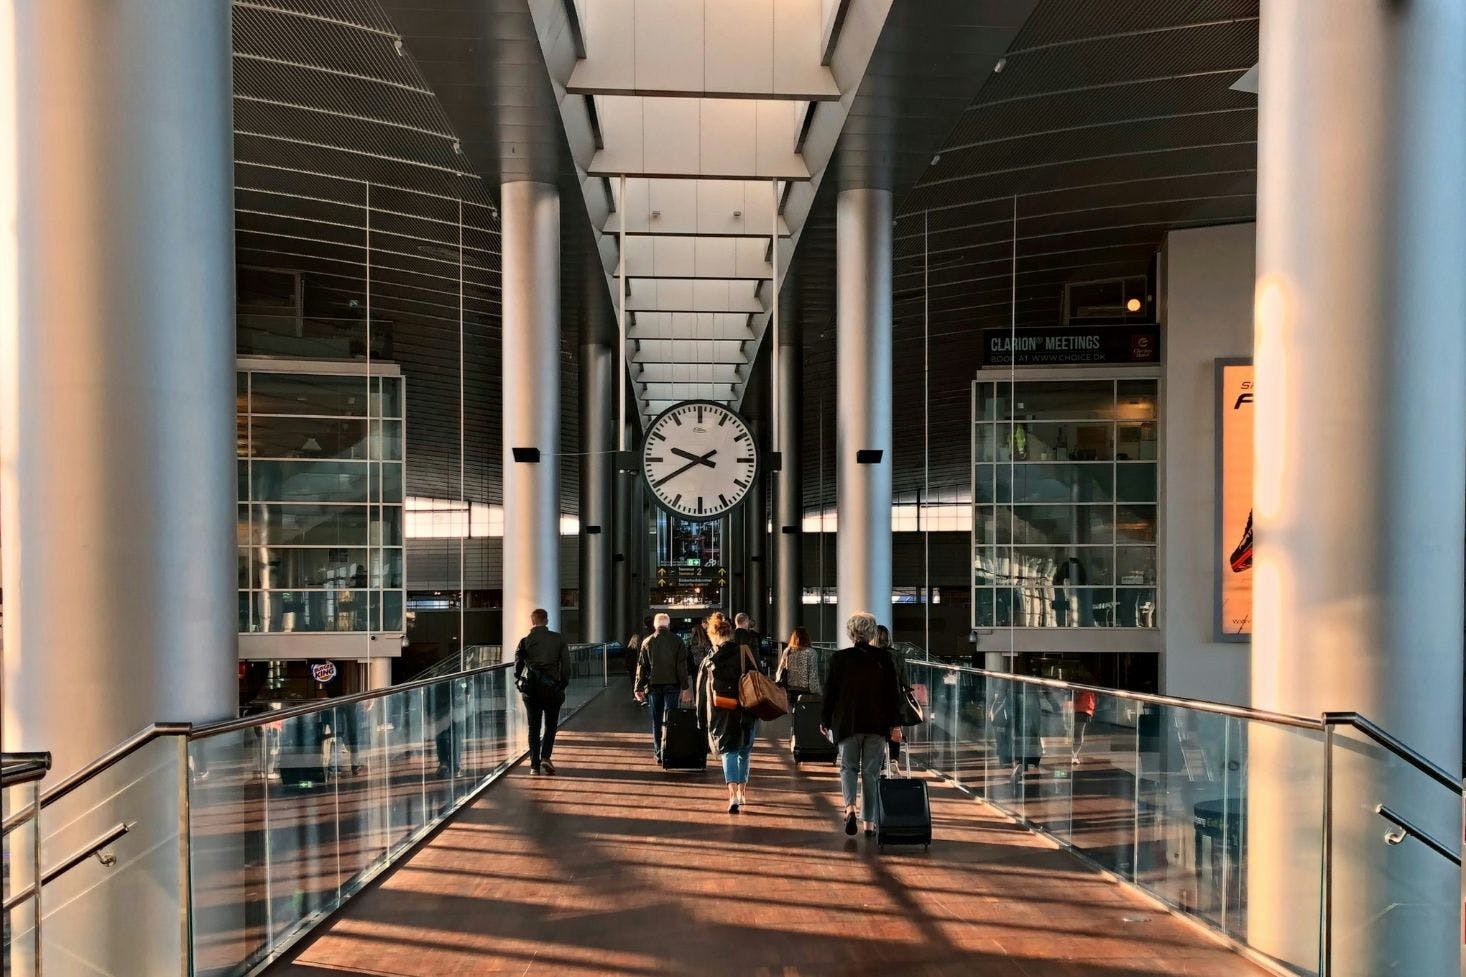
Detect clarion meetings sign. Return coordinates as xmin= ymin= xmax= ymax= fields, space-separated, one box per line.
xmin=981 ymin=325 xmax=1160 ymax=366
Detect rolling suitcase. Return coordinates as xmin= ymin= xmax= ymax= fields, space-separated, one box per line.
xmin=661 ymin=706 xmax=708 ymax=770
xmin=791 ymin=694 xmax=837 ymax=764
xmin=877 ymin=774 xmax=931 ymax=850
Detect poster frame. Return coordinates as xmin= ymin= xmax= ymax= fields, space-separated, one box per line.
xmin=1213 ymin=357 xmax=1253 ymax=643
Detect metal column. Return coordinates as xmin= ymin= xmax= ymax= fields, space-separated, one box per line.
xmin=834 ymin=188 xmax=893 ymax=633
xmin=500 ymin=181 xmax=561 ymax=641
xmin=744 ymin=409 xmax=767 ymax=627
xmin=1250 ymin=4 xmax=1465 ymax=975
xmin=773 ymin=316 xmax=803 ymax=643
xmin=578 ymin=342 xmax=614 ymax=642
xmin=612 ymin=424 xmax=636 ymax=642
xmin=0 ymin=0 xmax=237 ymax=777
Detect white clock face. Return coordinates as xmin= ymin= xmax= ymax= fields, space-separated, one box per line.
xmin=642 ymin=401 xmax=758 ymax=521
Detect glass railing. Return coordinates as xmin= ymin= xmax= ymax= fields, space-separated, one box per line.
xmin=411 ymin=643 xmax=504 ymax=680
xmin=804 ymin=644 xmax=1460 ymax=977
xmin=4 ymin=657 xmax=612 ymax=976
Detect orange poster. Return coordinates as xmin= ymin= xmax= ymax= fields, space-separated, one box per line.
xmin=1217 ymin=362 xmax=1253 ymax=639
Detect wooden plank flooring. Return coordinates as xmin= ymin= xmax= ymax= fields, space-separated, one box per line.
xmin=266 ymin=682 xmax=1268 ymax=977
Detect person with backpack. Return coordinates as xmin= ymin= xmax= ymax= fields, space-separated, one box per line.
xmin=774 ymin=626 xmax=817 ymax=705
xmin=513 ymin=608 xmax=571 ymax=775
xmin=634 ymin=613 xmax=691 ymax=762
xmin=696 ymin=611 xmax=760 ymax=813
xmin=821 ymin=612 xmax=905 ymax=836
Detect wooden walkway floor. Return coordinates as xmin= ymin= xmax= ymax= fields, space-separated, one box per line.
xmin=267 ymin=682 xmax=1267 ymax=977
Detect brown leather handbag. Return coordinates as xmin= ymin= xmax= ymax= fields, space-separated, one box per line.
xmin=737 ymin=645 xmax=789 ymax=720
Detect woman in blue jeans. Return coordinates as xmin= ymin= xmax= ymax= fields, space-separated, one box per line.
xmin=696 ymin=611 xmax=760 ymax=813
xmin=821 ymin=611 xmax=904 ymax=836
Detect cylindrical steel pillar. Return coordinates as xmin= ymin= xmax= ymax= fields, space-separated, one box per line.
xmin=1250 ymin=4 xmax=1465 ymax=975
xmin=578 ymin=342 xmax=614 ymax=642
xmin=744 ymin=471 xmax=766 ymax=626
xmin=834 ymin=188 xmax=892 ymax=635
xmin=368 ymin=658 xmax=394 ymax=690
xmin=501 ymin=181 xmax=561 ymax=642
xmin=773 ymin=318 xmax=803 ymax=644
xmin=612 ymin=424 xmax=636 ymax=642
xmin=0 ymin=0 xmax=237 ymax=777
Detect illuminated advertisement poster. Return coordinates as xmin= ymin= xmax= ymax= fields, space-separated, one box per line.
xmin=1216 ymin=360 xmax=1253 ymax=640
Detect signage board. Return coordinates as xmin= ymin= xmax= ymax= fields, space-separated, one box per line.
xmin=982 ymin=324 xmax=1160 ymax=367
xmin=311 ymin=661 xmax=338 ymax=684
xmin=1215 ymin=360 xmax=1253 ymax=641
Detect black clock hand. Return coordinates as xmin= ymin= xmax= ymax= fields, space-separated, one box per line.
xmin=670 ymin=446 xmax=718 ymax=468
xmin=654 ymin=448 xmax=717 ymax=488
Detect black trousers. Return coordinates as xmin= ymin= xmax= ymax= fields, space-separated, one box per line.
xmin=523 ymin=691 xmax=564 ymax=766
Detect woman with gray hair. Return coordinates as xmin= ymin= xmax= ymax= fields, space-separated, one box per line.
xmin=820 ymin=611 xmax=905 ymax=836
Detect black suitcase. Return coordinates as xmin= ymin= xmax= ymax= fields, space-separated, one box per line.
xmin=661 ymin=707 xmax=708 ymax=770
xmin=877 ymin=776 xmax=931 ymax=850
xmin=791 ymin=694 xmax=836 ymax=764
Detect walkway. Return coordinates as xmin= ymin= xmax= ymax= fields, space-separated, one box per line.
xmin=268 ymin=682 xmax=1268 ymax=977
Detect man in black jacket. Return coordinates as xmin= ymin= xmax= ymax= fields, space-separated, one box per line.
xmin=635 ymin=613 xmax=690 ymax=761
xmin=821 ymin=611 xmax=904 ymax=836
xmin=514 ymin=608 xmax=571 ymax=775
xmin=734 ymin=613 xmax=767 ymax=673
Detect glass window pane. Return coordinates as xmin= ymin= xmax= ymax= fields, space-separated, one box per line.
xmin=1116 ymin=463 xmax=1158 ymax=502
xmin=372 ymin=507 xmax=403 ymax=547
xmin=251 ymin=460 xmax=371 ymax=503
xmin=238 ymin=460 xmax=250 ymax=500
xmin=998 ymin=547 xmax=1114 ymax=586
xmin=375 ymin=463 xmax=404 ymax=504
xmin=1115 ymin=504 xmax=1158 ymax=543
xmin=1009 ymin=380 xmax=1114 ymax=420
xmin=1001 ymin=505 xmax=1115 ymax=546
xmin=249 ymin=416 xmax=369 ymax=460
xmin=237 ymin=548 xmax=250 ymax=589
xmin=384 ymin=591 xmax=404 ymax=631
xmin=250 ymin=504 xmax=371 ymax=547
xmin=371 ymin=420 xmax=403 ymax=461
xmin=1113 ymin=588 xmax=1158 ymax=628
xmin=1116 ymin=546 xmax=1157 ymax=585
xmin=252 ymin=547 xmax=372 ymax=590
xmin=974 ymin=382 xmax=1000 ymax=420
xmin=973 ymin=588 xmax=995 ymax=627
xmin=974 ymin=424 xmax=997 ymax=463
xmin=253 ymin=589 xmax=373 ymax=632
xmin=375 ymin=549 xmax=403 ymax=589
xmin=997 ymin=422 xmax=1113 ymax=462
xmin=1116 ymin=379 xmax=1158 ymax=420
xmin=1000 ymin=463 xmax=1113 ymax=504
xmin=972 ymin=465 xmax=995 ymax=504
xmin=250 ymin=373 xmax=371 ymax=416
xmin=1116 ymin=422 xmax=1159 ymax=461
xmin=373 ymin=376 xmax=403 ymax=419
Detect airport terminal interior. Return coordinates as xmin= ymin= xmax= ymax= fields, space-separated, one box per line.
xmin=1 ymin=1 xmax=1463 ymax=975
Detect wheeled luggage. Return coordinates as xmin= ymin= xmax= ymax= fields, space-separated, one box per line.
xmin=791 ymin=694 xmax=836 ymax=764
xmin=661 ymin=706 xmax=708 ymax=770
xmin=877 ymin=776 xmax=931 ymax=850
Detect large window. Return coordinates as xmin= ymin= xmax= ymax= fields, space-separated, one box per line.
xmin=971 ymin=377 xmax=1159 ymax=629
xmin=238 ymin=369 xmax=406 ymax=633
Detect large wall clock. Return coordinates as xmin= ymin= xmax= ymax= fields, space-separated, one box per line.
xmin=641 ymin=400 xmax=759 ymax=522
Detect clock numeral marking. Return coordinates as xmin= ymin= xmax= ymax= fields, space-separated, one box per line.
xmin=672 ymin=494 xmax=682 ymax=508
xmin=696 ymin=407 xmax=704 ymax=423
xmin=718 ymin=414 xmax=728 ymax=427
xmin=646 ymin=457 xmax=664 ymax=463
xmin=736 ymin=457 xmax=754 ymax=464
xmin=734 ymin=432 xmax=748 ymax=443
xmin=718 ymin=493 xmax=728 ymax=508
xmin=696 ymin=497 xmax=703 ymax=514
xmin=671 ymin=413 xmax=682 ymax=426
xmin=734 ymin=478 xmax=747 ymax=489
xmin=651 ymin=432 xmax=665 ymax=442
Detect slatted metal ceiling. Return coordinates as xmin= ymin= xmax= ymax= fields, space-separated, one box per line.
xmin=800 ymin=0 xmax=1258 ymax=509
xmin=230 ymin=0 xmax=588 ymax=519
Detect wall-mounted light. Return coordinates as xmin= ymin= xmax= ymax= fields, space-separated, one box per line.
xmin=1125 ymin=298 xmax=1142 ymax=313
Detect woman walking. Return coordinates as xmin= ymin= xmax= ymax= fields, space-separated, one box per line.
xmin=775 ymin=627 xmax=817 ymax=705
xmin=696 ymin=611 xmax=760 ymax=813
xmin=821 ymin=612 xmax=904 ymax=836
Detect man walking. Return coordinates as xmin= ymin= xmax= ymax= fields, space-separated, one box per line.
xmin=821 ymin=612 xmax=904 ymax=836
xmin=734 ymin=612 xmax=766 ymax=673
xmin=634 ymin=612 xmax=690 ymax=761
xmin=514 ymin=608 xmax=571 ymax=775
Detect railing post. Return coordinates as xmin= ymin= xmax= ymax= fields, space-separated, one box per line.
xmin=177 ymin=735 xmax=193 ymax=977
xmin=1319 ymin=721 xmax=1334 ymax=977
xmin=602 ymin=643 xmax=608 ymax=688
xmin=32 ymin=777 xmax=43 ymax=977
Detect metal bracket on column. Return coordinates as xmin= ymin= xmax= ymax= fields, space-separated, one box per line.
xmin=780 ymin=526 xmax=798 ymax=534
xmin=767 ymin=451 xmax=782 ymax=472
xmin=585 ymin=525 xmax=602 ymax=535
xmin=614 ymin=450 xmax=639 ymax=474
xmin=511 ymin=447 xmax=541 ymax=463
xmin=855 ymin=449 xmax=883 ymax=464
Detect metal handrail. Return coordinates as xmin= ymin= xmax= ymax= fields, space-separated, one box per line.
xmin=1375 ymin=804 xmax=1461 ymax=866
xmin=1322 ymin=711 xmax=1460 ymax=795
xmin=2 ymin=724 xmax=190 ymax=836
xmin=882 ymin=656 xmax=1325 ymax=731
xmin=192 ymin=659 xmax=516 ymax=737
xmin=2 ymin=820 xmax=136 ymax=914
xmin=2 ymin=752 xmax=52 ymax=788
